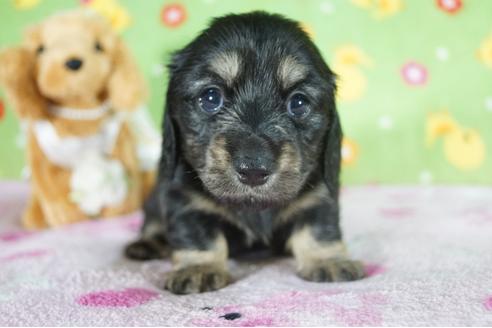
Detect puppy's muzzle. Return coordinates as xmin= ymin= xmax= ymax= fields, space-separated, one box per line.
xmin=235 ymin=163 xmax=270 ymax=186
xmin=231 ymin=136 xmax=275 ymax=187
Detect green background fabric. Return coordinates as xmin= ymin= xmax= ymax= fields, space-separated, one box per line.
xmin=0 ymin=0 xmax=490 ymax=185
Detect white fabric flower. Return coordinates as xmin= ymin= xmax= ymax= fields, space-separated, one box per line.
xmin=70 ymin=151 xmax=128 ymax=216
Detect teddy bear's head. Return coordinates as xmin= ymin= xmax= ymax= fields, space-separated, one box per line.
xmin=2 ymin=9 xmax=146 ymax=115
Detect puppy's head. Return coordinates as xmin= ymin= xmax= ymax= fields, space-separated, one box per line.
xmin=163 ymin=12 xmax=340 ymax=208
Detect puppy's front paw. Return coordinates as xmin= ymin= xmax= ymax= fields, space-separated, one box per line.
xmin=165 ymin=264 xmax=230 ymax=294
xmin=298 ymin=258 xmax=365 ymax=282
xmin=125 ymin=239 xmax=169 ymax=261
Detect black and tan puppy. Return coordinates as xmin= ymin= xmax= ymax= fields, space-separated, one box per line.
xmin=125 ymin=12 xmax=365 ymax=294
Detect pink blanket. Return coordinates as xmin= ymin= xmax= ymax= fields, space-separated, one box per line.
xmin=1 ymin=182 xmax=492 ymax=326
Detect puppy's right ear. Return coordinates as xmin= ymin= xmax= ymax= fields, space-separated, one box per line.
xmin=167 ymin=48 xmax=190 ymax=75
xmin=157 ymin=107 xmax=179 ymax=182
xmin=157 ymin=49 xmax=190 ymax=182
xmin=321 ymin=74 xmax=342 ymax=201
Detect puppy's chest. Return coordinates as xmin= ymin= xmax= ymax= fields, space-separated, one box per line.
xmin=235 ymin=209 xmax=277 ymax=243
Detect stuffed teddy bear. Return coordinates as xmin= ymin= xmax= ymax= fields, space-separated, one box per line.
xmin=0 ymin=9 xmax=160 ymax=229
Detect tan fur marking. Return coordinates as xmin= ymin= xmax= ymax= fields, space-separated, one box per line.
xmin=276 ymin=183 xmax=328 ymax=225
xmin=184 ymin=191 xmax=232 ymax=219
xmin=287 ymin=227 xmax=347 ymax=271
xmin=207 ymin=136 xmax=230 ymax=169
xmin=141 ymin=221 xmax=164 ymax=239
xmin=277 ymin=143 xmax=301 ymax=173
xmin=278 ymin=56 xmax=308 ymax=89
xmin=209 ymin=52 xmax=241 ymax=85
xmin=172 ymin=234 xmax=228 ymax=269
xmin=183 ymin=191 xmax=256 ymax=242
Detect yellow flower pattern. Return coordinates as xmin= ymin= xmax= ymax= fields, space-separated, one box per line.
xmin=83 ymin=0 xmax=130 ymax=32
xmin=351 ymin=0 xmax=404 ymax=19
xmin=426 ymin=111 xmax=486 ymax=171
xmin=332 ymin=45 xmax=372 ymax=103
xmin=342 ymin=137 xmax=359 ymax=166
xmin=477 ymin=33 xmax=492 ymax=68
xmin=13 ymin=0 xmax=40 ymax=10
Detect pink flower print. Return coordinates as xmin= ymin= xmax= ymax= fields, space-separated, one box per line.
xmin=77 ymin=288 xmax=159 ymax=307
xmin=0 ymin=250 xmax=49 ymax=262
xmin=161 ymin=4 xmax=187 ymax=28
xmin=436 ymin=0 xmax=462 ymax=14
xmin=123 ymin=214 xmax=143 ymax=232
xmin=332 ymin=293 xmax=387 ymax=326
xmin=461 ymin=206 xmax=492 ymax=225
xmin=401 ymin=61 xmax=428 ymax=86
xmin=380 ymin=207 xmax=415 ymax=219
xmin=0 ymin=98 xmax=5 ymax=121
xmin=484 ymin=296 xmax=492 ymax=311
xmin=364 ymin=263 xmax=386 ymax=277
xmin=0 ymin=230 xmax=34 ymax=242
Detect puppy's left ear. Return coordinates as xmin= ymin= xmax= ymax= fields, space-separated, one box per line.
xmin=322 ymin=80 xmax=343 ymax=200
xmin=108 ymin=38 xmax=147 ymax=110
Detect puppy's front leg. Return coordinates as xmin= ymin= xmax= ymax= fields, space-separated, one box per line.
xmin=289 ymin=226 xmax=364 ymax=282
xmin=282 ymin=187 xmax=365 ymax=282
xmin=165 ymin=212 xmax=230 ymax=294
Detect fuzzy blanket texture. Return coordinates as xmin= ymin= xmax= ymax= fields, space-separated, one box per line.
xmin=1 ymin=181 xmax=491 ymax=326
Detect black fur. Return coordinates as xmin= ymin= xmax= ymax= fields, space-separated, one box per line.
xmin=125 ymin=12 xmax=363 ymax=293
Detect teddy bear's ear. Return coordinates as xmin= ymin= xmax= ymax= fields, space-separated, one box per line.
xmin=107 ymin=38 xmax=147 ymax=111
xmin=0 ymin=46 xmax=47 ymax=120
xmin=24 ymin=24 xmax=42 ymax=51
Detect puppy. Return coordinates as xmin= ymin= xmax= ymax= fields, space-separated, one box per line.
xmin=126 ymin=12 xmax=365 ymax=294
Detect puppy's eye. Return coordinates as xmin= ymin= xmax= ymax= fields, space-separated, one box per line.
xmin=287 ymin=93 xmax=310 ymax=118
xmin=198 ymin=87 xmax=223 ymax=114
xmin=94 ymin=41 xmax=104 ymax=52
xmin=36 ymin=45 xmax=44 ymax=55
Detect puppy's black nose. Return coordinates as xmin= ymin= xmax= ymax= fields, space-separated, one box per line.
xmin=65 ymin=58 xmax=83 ymax=71
xmin=236 ymin=167 xmax=270 ymax=186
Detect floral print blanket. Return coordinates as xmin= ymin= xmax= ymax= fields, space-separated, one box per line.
xmin=1 ymin=182 xmax=492 ymax=326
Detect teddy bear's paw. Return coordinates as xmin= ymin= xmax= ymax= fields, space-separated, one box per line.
xmin=22 ymin=202 xmax=47 ymax=230
xmin=45 ymin=202 xmax=86 ymax=227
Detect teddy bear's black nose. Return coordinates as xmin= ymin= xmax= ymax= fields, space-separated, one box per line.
xmin=65 ymin=58 xmax=83 ymax=71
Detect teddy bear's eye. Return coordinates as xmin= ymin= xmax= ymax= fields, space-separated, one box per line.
xmin=36 ymin=45 xmax=44 ymax=55
xmin=94 ymin=41 xmax=104 ymax=53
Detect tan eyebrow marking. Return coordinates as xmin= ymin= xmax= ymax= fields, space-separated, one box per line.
xmin=275 ymin=183 xmax=329 ymax=226
xmin=209 ymin=51 xmax=241 ymax=86
xmin=278 ymin=55 xmax=308 ymax=89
